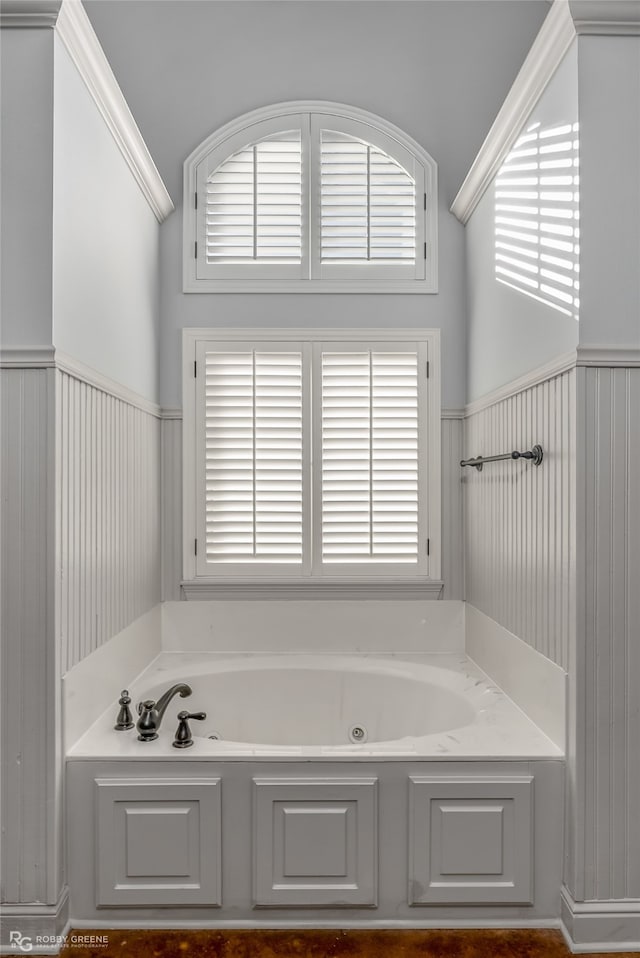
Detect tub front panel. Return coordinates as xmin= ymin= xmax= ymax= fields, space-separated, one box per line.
xmin=66 ymin=759 xmax=563 ymax=924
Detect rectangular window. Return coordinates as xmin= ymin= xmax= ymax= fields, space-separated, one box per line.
xmin=184 ymin=330 xmax=440 ymax=594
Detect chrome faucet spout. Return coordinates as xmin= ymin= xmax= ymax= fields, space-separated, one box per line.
xmin=136 ymin=683 xmax=192 ymax=741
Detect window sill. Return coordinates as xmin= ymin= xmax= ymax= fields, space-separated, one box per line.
xmin=183 ymin=278 xmax=437 ymax=294
xmin=181 ymin=578 xmax=444 ymax=600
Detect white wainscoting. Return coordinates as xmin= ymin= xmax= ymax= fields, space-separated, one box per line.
xmin=441 ymin=413 xmax=464 ymax=600
xmin=464 ymin=365 xmax=576 ymax=669
xmin=161 ymin=413 xmax=182 ymax=601
xmin=1 ymin=367 xmax=60 ymax=907
xmin=568 ymin=364 xmax=640 ymax=905
xmin=57 ymin=368 xmax=161 ymax=674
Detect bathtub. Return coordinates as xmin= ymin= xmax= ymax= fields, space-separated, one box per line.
xmin=66 ymin=651 xmax=565 ymax=925
xmin=69 ymin=653 xmax=562 ymax=759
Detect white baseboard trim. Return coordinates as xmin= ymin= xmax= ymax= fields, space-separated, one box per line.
xmin=561 ymin=887 xmax=640 ymax=953
xmin=0 ymin=887 xmax=69 ymax=955
xmin=69 ymin=917 xmax=562 ymax=931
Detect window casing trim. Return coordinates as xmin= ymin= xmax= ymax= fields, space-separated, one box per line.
xmin=182 ymin=327 xmax=441 ymax=593
xmin=183 ymin=101 xmax=438 ymax=294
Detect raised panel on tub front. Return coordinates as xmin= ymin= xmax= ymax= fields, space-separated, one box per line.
xmin=253 ymin=777 xmax=377 ymax=907
xmin=95 ymin=778 xmax=221 ymax=906
xmin=408 ymin=777 xmax=533 ymax=905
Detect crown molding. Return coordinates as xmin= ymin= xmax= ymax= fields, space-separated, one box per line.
xmin=0 ymin=0 xmax=61 ymax=27
xmin=55 ymin=0 xmax=174 ymax=223
xmin=450 ymin=1 xmax=576 ymax=225
xmin=451 ymin=0 xmax=640 ymax=224
xmin=569 ymin=0 xmax=640 ymax=34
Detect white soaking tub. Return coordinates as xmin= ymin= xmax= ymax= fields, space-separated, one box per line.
xmin=68 ymin=653 xmax=563 ymax=759
xmin=66 ymin=652 xmax=565 ymax=926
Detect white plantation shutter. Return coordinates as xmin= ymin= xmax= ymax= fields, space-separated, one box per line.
xmin=495 ymin=121 xmax=580 ymax=319
xmin=186 ymin=331 xmax=438 ymax=586
xmin=320 ymin=131 xmax=416 ymax=263
xmin=205 ymin=131 xmax=302 ymax=265
xmin=200 ymin=347 xmax=304 ymax=568
xmin=186 ymin=104 xmax=436 ymax=291
xmin=318 ymin=347 xmax=423 ymax=568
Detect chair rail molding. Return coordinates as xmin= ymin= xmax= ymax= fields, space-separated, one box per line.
xmin=465 ymin=350 xmax=577 ymax=418
xmin=576 ymin=344 xmax=640 ymax=367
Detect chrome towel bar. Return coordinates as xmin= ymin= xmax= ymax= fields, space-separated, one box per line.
xmin=460 ymin=444 xmax=543 ymax=472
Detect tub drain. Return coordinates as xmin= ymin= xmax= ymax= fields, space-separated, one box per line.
xmin=349 ymin=725 xmax=367 ymax=744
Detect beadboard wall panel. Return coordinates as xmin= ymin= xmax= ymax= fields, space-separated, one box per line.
xmin=1 ymin=368 xmax=59 ymax=904
xmin=441 ymin=415 xmax=464 ymax=600
xmin=57 ymin=369 xmax=161 ymax=674
xmin=570 ymin=365 xmax=640 ymax=902
xmin=161 ymin=414 xmax=182 ymax=602
xmin=464 ymin=367 xmax=575 ymax=669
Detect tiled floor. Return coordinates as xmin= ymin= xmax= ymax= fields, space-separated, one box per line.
xmin=25 ymin=929 xmax=636 ymax=957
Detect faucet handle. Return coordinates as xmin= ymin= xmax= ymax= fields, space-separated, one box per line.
xmin=114 ymin=690 xmax=134 ymax=731
xmin=173 ymin=711 xmax=207 ymax=749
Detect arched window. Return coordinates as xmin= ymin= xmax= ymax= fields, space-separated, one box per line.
xmin=183 ymin=102 xmax=438 ymax=293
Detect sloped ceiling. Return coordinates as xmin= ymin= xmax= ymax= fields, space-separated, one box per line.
xmin=83 ymin=0 xmax=549 ymax=203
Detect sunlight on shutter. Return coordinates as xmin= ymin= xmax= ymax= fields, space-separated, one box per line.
xmin=495 ymin=121 xmax=580 ymax=319
xmin=321 ymin=350 xmax=419 ymax=563
xmin=320 ymin=131 xmax=416 ymax=264
xmin=204 ymin=350 xmax=303 ymax=562
xmin=206 ymin=132 xmax=302 ymax=264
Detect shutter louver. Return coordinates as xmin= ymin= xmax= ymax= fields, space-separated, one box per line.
xmin=320 ymin=131 xmax=416 ymax=264
xmin=206 ymin=131 xmax=302 ymax=264
xmin=321 ymin=350 xmax=419 ymax=564
xmin=495 ymin=121 xmax=579 ymax=319
xmin=204 ymin=350 xmax=303 ymax=563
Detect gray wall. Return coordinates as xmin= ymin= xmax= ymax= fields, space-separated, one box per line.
xmin=465 ymin=45 xmax=580 ymax=402
xmin=577 ymin=35 xmax=640 ymax=349
xmin=0 ymin=28 xmax=54 ymax=347
xmin=53 ymin=36 xmax=161 ymax=403
xmin=84 ymin=0 xmax=549 ymax=409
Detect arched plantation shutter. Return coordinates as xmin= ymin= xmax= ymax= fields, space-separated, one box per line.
xmin=320 ymin=131 xmax=416 ymax=264
xmin=206 ymin=131 xmax=303 ymax=265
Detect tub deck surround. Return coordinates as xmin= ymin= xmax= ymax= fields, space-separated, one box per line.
xmin=66 ymin=653 xmax=562 ymax=761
